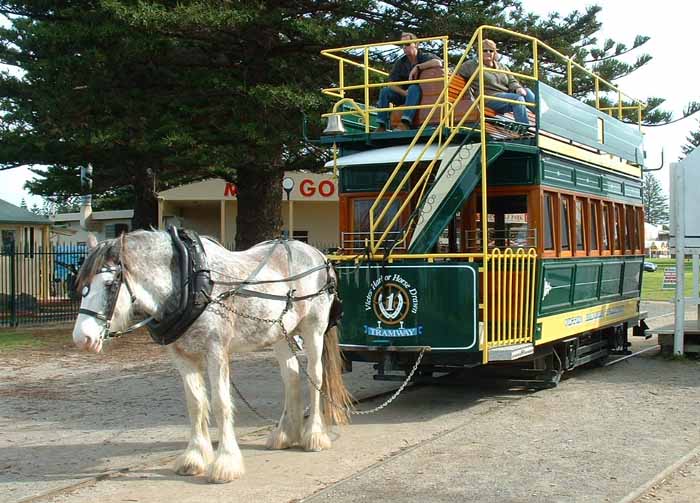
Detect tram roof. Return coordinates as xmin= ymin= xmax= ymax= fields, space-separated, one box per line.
xmin=323 ymin=142 xmax=538 ymax=169
xmin=324 ymin=144 xmax=440 ymax=168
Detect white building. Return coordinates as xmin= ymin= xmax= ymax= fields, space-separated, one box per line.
xmin=157 ymin=173 xmax=339 ymax=249
xmin=52 ymin=210 xmax=133 ymax=246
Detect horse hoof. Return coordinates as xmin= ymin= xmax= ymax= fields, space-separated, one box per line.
xmin=208 ymin=453 xmax=244 ymax=483
xmin=302 ymin=431 xmax=332 ymax=452
xmin=266 ymin=429 xmax=297 ymax=450
xmin=174 ymin=450 xmax=209 ymax=476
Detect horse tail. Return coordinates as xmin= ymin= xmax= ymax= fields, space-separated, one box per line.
xmin=321 ymin=296 xmax=354 ymax=425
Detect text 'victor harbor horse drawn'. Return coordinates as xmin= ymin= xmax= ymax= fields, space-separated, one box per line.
xmin=71 ymin=228 xmax=353 ymax=483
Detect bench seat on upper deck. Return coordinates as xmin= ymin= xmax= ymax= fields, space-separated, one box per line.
xmin=388 ymin=67 xmax=535 ymax=137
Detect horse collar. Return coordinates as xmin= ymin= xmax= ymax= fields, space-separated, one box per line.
xmin=145 ymin=227 xmax=214 ymax=345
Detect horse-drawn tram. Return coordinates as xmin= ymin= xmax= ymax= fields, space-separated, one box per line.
xmin=320 ymin=26 xmax=649 ymax=386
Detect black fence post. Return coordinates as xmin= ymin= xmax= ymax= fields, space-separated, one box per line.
xmin=9 ymin=247 xmax=17 ymax=327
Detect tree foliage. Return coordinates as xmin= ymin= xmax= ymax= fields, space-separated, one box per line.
xmin=0 ymin=1 xmax=686 ymax=246
xmin=642 ymin=173 xmax=669 ymax=226
xmin=682 ymin=119 xmax=700 ymax=157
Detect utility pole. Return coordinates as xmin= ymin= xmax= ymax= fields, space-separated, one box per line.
xmin=80 ymin=164 xmax=93 ymax=231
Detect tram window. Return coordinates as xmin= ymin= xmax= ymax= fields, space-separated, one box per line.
xmin=543 ymin=193 xmax=554 ymax=251
xmin=560 ymin=196 xmax=571 ymax=251
xmin=589 ymin=202 xmax=599 ymax=252
xmin=601 ymin=204 xmax=610 ymax=250
xmin=476 ymin=195 xmax=528 ymax=249
xmin=474 ymin=212 xmax=496 ymax=248
xmin=353 ymin=198 xmax=401 ymax=232
xmin=438 ymin=212 xmax=461 ymax=253
xmin=575 ymin=199 xmax=585 ymax=252
xmin=637 ymin=207 xmax=645 ymax=252
xmin=613 ymin=204 xmax=622 ymax=251
xmin=626 ymin=206 xmax=638 ymax=251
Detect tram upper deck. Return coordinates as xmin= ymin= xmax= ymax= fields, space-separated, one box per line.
xmin=319 ymin=26 xmax=646 ymax=259
xmin=319 ymin=27 xmax=645 ymax=168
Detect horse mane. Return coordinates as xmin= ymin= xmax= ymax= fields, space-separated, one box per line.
xmin=75 ymin=238 xmax=121 ymax=291
xmin=75 ymin=229 xmax=175 ymax=291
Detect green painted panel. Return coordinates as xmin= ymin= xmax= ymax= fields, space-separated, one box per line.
xmin=576 ymin=167 xmax=603 ymax=192
xmin=542 ymin=157 xmax=575 ymax=186
xmin=573 ymin=263 xmax=601 ymax=304
xmin=335 ymin=262 xmax=479 ymax=350
xmin=339 ymin=102 xmax=378 ymax=133
xmin=538 ymin=82 xmax=644 ymax=164
xmin=537 ymin=257 xmax=642 ymax=317
xmin=600 ymin=261 xmax=624 ymax=298
xmin=340 ymin=165 xmax=410 ymax=193
xmin=541 ymin=154 xmax=642 ymax=203
xmin=624 ymin=181 xmax=643 ymax=199
xmin=540 ymin=264 xmax=574 ymax=313
xmin=623 ymin=259 xmax=643 ymax=295
xmin=603 ymin=178 xmax=624 ymax=197
xmin=488 ymin=153 xmax=538 ymax=185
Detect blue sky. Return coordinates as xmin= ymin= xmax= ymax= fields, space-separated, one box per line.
xmin=1 ymin=1 xmax=697 ymax=207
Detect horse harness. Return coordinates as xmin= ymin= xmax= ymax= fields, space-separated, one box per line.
xmin=80 ymin=227 xmax=339 ymax=346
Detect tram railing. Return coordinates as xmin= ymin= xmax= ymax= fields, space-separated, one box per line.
xmin=487 ymin=247 xmax=538 ymax=350
xmin=340 ymin=231 xmax=406 ymax=253
xmin=463 ymin=228 xmax=537 ymax=251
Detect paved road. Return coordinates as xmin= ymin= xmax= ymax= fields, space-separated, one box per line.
xmin=1 ymin=301 xmax=698 ymax=503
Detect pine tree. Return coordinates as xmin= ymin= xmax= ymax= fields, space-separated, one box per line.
xmin=0 ymin=1 xmax=687 ymax=246
xmin=642 ymin=173 xmax=669 ymax=225
xmin=682 ymin=119 xmax=700 ymax=156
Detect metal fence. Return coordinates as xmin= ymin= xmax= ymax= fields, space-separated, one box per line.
xmin=0 ymin=238 xmax=339 ymax=328
xmin=1 ymin=244 xmax=87 ymax=327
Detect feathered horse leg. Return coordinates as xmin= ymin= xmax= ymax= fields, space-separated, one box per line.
xmin=206 ymin=345 xmax=244 ymax=483
xmin=170 ymin=347 xmax=213 ymax=476
xmin=300 ymin=314 xmax=333 ymax=451
xmin=267 ymin=339 xmax=303 ymax=449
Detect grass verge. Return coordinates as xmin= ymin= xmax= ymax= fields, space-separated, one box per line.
xmin=642 ymin=258 xmax=696 ymax=302
xmin=0 ymin=331 xmax=44 ymax=350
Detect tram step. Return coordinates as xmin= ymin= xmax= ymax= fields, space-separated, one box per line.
xmin=488 ymin=343 xmax=534 ymax=361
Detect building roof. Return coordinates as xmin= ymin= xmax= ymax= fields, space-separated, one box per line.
xmin=52 ymin=209 xmax=134 ymax=222
xmin=0 ymin=198 xmax=50 ymax=225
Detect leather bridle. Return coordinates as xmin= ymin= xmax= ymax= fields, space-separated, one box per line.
xmin=77 ymin=262 xmax=153 ymax=341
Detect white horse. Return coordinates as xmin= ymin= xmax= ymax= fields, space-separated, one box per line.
xmin=71 ymin=230 xmax=353 ymax=483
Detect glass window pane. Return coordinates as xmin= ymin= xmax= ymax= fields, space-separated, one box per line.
xmin=544 ymin=193 xmax=554 ymax=250
xmin=561 ymin=197 xmax=570 ymax=250
xmin=626 ymin=207 xmax=636 ymax=250
xmin=601 ymin=205 xmax=610 ymax=250
xmin=613 ymin=205 xmax=621 ymax=250
xmin=590 ymin=202 xmax=599 ymax=251
xmin=353 ymin=198 xmax=401 ymax=233
xmin=2 ymin=229 xmax=16 ymax=253
xmin=575 ymin=200 xmax=585 ymax=251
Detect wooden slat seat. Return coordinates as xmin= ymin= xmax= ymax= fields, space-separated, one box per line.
xmin=388 ymin=67 xmax=535 ymax=135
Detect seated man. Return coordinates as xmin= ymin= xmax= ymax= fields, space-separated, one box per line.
xmin=458 ymin=38 xmax=535 ymax=124
xmin=376 ymin=32 xmax=442 ymax=132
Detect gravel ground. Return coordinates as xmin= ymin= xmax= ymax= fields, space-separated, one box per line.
xmin=0 ymin=301 xmax=698 ymax=503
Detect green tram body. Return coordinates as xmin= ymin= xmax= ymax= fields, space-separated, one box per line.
xmin=320 ymin=29 xmax=648 ymax=382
